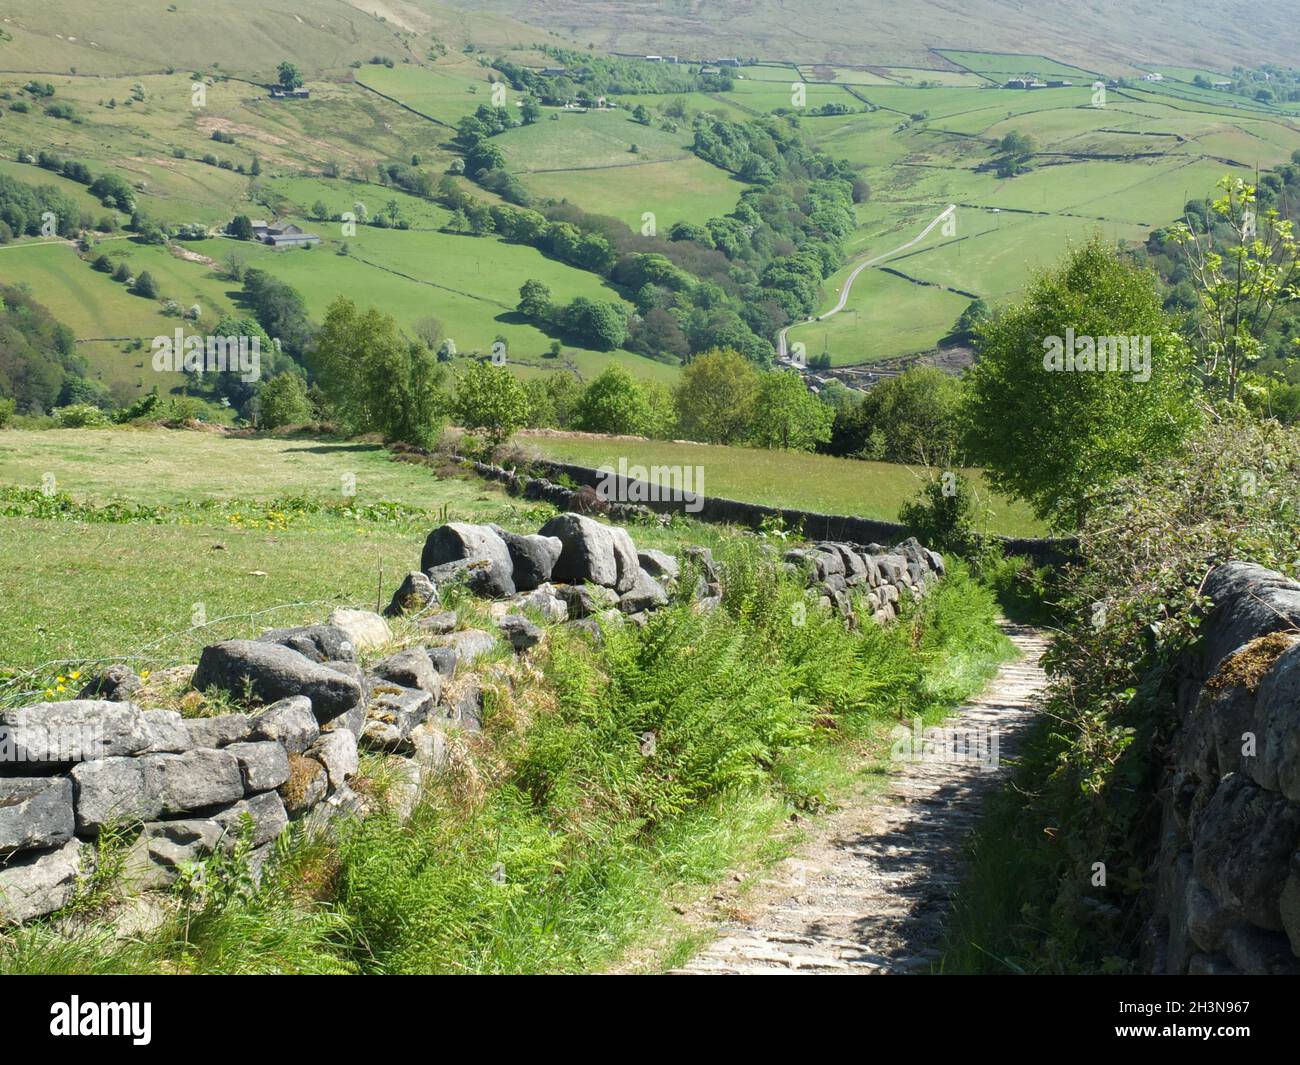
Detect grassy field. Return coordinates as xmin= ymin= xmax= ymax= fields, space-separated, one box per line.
xmin=236 ymin=224 xmax=678 ymax=384
xmin=0 ymin=429 xmax=511 ymax=675
xmin=521 ymin=156 xmax=741 ymax=230
xmin=1 ymin=421 xmax=1020 ymax=980
xmin=0 ymin=503 xmax=1014 ymax=974
xmin=0 ymin=2 xmax=548 ymax=78
xmin=518 ymin=431 xmax=1046 ymax=536
xmin=500 ymin=109 xmax=691 ymax=169
xmin=0 ymin=426 xmax=735 ymax=678
xmin=929 ymin=51 xmax=1099 ymax=79
xmin=787 ymin=266 xmax=973 ymax=364
xmin=781 ymin=67 xmax=1300 ymax=363
xmin=883 ymin=68 xmax=991 ymax=88
xmin=353 ymin=62 xmax=500 ymax=128
xmin=799 ymin=66 xmax=898 ymax=86
xmin=497 ymin=109 xmax=743 ymax=229
xmin=0 ymin=239 xmax=242 ymax=396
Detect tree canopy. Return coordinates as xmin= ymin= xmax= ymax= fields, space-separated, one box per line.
xmin=963 ymin=238 xmax=1200 ymax=528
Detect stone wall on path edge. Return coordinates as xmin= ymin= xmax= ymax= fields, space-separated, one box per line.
xmin=1145 ymin=561 xmax=1300 ymax=975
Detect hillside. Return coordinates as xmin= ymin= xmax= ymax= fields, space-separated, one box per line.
xmin=1 ymin=1 xmax=1297 ymax=407
xmin=462 ymin=0 xmax=1300 ymax=72
xmin=0 ymin=1 xmax=545 ymax=77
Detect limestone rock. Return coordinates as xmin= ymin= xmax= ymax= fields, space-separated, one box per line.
xmin=316 ymin=661 xmax=368 ymax=735
xmin=437 ymin=628 xmax=497 ymax=666
xmin=363 ymin=685 xmax=435 ymax=749
xmin=141 ymin=709 xmax=189 ymax=754
xmin=1192 ymin=773 xmax=1300 ymax=929
xmin=181 ymin=714 xmax=251 ymax=750
xmin=420 ymin=523 xmax=515 ymax=598
xmin=509 ymin=584 xmax=568 ymax=623
xmin=416 ymin=610 xmax=458 ymax=635
xmin=426 ymin=646 xmax=458 ymax=679
xmin=1251 ymin=641 xmax=1300 ymax=801
xmin=147 ymin=749 xmax=246 ymax=817
xmin=192 ymin=641 xmax=362 ymax=718
xmin=384 ymin=571 xmax=437 ymax=618
xmin=278 ymin=753 xmax=328 ymax=816
xmin=1201 ymin=561 xmax=1300 ymax=674
xmin=553 ymin=583 xmax=618 ymax=620
xmin=75 ymin=665 xmax=141 ymax=702
xmin=539 ymin=513 xmax=637 ymax=591
xmin=498 ymin=614 xmax=543 ymax=652
xmin=439 ymin=675 xmax=483 ymax=732
xmin=1279 ymin=853 xmax=1300 ymax=959
xmin=0 ymin=838 xmax=83 ymax=923
xmin=0 ymin=700 xmax=152 ymax=767
xmin=373 ymin=648 xmax=442 ymax=698
xmin=212 ymin=791 xmax=289 ymax=848
xmin=0 ymin=777 xmax=75 ymax=855
xmin=258 ymin=623 xmax=356 ymax=663
xmin=123 ymin=819 xmax=224 ymax=892
xmin=70 ymin=757 xmax=157 ymax=831
xmin=620 ymin=570 xmax=668 ymax=614
xmin=489 ymin=525 xmax=562 ymax=591
xmin=326 ymin=609 xmax=393 ymax=652
xmin=306 ymin=729 xmax=358 ymax=790
xmin=224 ymin=741 xmax=291 ymax=793
xmin=249 ymin=696 xmax=319 ymax=755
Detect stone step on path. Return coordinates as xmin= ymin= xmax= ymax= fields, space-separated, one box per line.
xmin=673 ymin=622 xmax=1049 ymax=975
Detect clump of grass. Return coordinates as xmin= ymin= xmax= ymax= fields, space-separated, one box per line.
xmin=280 ymin=754 xmax=327 ymax=811
xmin=1203 ymin=631 xmax=1297 ymax=695
xmin=323 ymin=544 xmax=1010 ymax=974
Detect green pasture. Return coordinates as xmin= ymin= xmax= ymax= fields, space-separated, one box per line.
xmin=785 ymin=266 xmax=971 ymax=365
xmin=934 ymin=50 xmax=1100 ymax=80
xmin=498 ymin=108 xmax=693 ymax=170
xmin=519 ymin=431 xmax=1046 ymax=537
xmin=520 ymin=156 xmax=741 ymax=229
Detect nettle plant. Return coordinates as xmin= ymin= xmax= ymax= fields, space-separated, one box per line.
xmin=1028 ymin=414 xmax=1300 ymax=961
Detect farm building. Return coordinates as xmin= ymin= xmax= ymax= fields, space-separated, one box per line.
xmin=253 ymin=221 xmax=320 ymax=248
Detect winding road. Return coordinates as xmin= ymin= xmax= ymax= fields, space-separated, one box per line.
xmin=778 ymin=203 xmax=957 ymax=361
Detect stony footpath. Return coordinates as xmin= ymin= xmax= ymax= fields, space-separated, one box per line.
xmin=675 ymin=623 xmax=1048 ymax=975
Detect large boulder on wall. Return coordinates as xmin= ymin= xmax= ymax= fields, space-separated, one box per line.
xmin=192 ymin=641 xmax=362 ymax=719
xmin=538 ymin=512 xmax=638 ymax=592
xmin=420 ymin=523 xmax=516 ymax=597
xmin=489 ymin=524 xmax=563 ymax=591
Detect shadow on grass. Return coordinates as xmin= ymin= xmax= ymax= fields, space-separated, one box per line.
xmin=281 ymin=442 xmax=388 ymax=454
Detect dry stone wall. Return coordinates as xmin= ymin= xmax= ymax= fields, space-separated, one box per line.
xmin=459 ymin=456 xmax=1076 ymax=566
xmin=1 ymin=511 xmax=944 ymax=925
xmin=1146 ymin=561 xmax=1300 ymax=975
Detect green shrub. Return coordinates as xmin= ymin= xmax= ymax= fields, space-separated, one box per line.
xmin=942 ymin=414 xmax=1300 ymax=973
xmin=899 ymin=470 xmax=980 ymax=558
xmin=52 ymin=403 xmax=110 ymax=428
